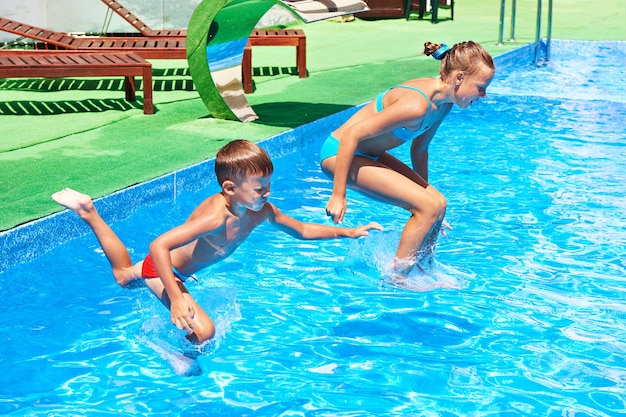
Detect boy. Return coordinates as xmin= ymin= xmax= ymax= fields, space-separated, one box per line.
xmin=52 ymin=139 xmax=381 ymax=344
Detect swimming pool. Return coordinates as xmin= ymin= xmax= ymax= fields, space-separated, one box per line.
xmin=1 ymin=40 xmax=625 ymax=416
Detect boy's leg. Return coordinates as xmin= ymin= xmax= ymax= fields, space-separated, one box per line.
xmin=54 ymin=188 xmax=214 ymax=343
xmin=51 ymin=188 xmax=140 ymax=286
xmin=144 ymin=278 xmax=216 ymax=344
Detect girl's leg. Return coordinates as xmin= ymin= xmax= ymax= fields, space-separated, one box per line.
xmin=416 ymin=186 xmax=448 ymax=268
xmin=51 ymin=188 xmax=140 ymax=285
xmin=370 ymin=153 xmax=447 ymax=271
xmin=322 ymin=155 xmax=447 ymax=273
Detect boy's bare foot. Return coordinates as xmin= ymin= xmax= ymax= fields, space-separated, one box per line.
xmin=51 ymin=188 xmax=95 ymax=216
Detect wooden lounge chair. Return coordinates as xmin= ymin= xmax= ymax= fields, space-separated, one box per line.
xmin=0 ymin=16 xmax=186 ymax=60
xmin=98 ymin=0 xmax=307 ymax=94
xmin=242 ymin=28 xmax=307 ymax=93
xmin=0 ymin=50 xmax=153 ymax=114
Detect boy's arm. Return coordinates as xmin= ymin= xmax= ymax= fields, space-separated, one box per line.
xmin=149 ymin=214 xmax=223 ymax=333
xmin=265 ymin=203 xmax=382 ymax=240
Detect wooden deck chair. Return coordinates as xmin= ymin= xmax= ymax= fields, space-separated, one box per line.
xmin=0 ymin=50 xmax=154 ymax=114
xmin=100 ymin=0 xmax=186 ymax=37
xmin=0 ymin=16 xmax=186 ymax=60
xmin=99 ymin=0 xmax=308 ymax=94
xmin=99 ymin=0 xmax=308 ymax=75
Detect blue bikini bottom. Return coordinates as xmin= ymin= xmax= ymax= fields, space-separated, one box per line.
xmin=319 ymin=134 xmax=380 ymax=164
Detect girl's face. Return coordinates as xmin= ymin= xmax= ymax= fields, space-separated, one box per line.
xmin=453 ymin=65 xmax=494 ymax=109
xmin=231 ymin=172 xmax=272 ymax=212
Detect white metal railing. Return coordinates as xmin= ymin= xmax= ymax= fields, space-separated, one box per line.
xmin=497 ymin=0 xmax=517 ymax=45
xmin=498 ymin=0 xmax=554 ymax=65
xmin=534 ymin=0 xmax=554 ymax=64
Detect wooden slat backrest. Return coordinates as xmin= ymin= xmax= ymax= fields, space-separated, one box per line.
xmin=101 ymin=0 xmax=152 ymax=36
xmin=0 ymin=17 xmax=76 ymax=48
xmin=100 ymin=0 xmax=187 ymax=37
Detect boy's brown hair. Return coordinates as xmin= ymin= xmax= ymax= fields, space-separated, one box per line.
xmin=215 ymin=139 xmax=274 ymax=185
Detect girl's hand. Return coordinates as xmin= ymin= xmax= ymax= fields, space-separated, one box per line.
xmin=325 ymin=194 xmax=347 ymax=224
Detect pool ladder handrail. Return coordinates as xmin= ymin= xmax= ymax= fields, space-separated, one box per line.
xmin=497 ymin=0 xmax=517 ymax=45
xmin=497 ymin=0 xmax=554 ymax=65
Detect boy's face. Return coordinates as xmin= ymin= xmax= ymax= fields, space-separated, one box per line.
xmin=231 ymin=172 xmax=271 ymax=212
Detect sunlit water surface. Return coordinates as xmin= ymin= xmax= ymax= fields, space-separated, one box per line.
xmin=1 ymin=42 xmax=625 ymax=416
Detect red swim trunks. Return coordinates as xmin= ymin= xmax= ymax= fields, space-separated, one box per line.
xmin=141 ymin=254 xmax=160 ymax=279
xmin=141 ymin=254 xmax=195 ymax=281
xmin=141 ymin=254 xmax=192 ymax=294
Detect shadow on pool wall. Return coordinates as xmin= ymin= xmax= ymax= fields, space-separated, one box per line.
xmin=0 ymin=40 xmax=589 ymax=274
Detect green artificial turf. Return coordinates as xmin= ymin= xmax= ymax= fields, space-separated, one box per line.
xmin=0 ymin=0 xmax=624 ymax=230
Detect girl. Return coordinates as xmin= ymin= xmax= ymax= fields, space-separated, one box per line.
xmin=320 ymin=41 xmax=495 ymax=277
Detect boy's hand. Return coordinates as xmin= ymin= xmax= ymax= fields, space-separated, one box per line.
xmin=350 ymin=222 xmax=383 ymax=238
xmin=441 ymin=220 xmax=452 ymax=236
xmin=170 ymin=298 xmax=196 ymax=334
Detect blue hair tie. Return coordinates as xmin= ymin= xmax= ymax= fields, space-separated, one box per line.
xmin=432 ymin=44 xmax=450 ymax=60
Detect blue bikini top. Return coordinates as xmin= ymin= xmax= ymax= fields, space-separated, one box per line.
xmin=375 ymin=85 xmax=433 ymax=142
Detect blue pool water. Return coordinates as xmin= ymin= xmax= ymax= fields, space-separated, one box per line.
xmin=1 ymin=40 xmax=625 ymax=416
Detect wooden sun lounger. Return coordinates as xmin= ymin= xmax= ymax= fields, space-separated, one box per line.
xmin=242 ymin=28 xmax=307 ymax=93
xmin=100 ymin=0 xmax=307 ymax=94
xmin=0 ymin=50 xmax=154 ymax=114
xmin=0 ymin=16 xmax=186 ymax=60
xmin=1 ymin=12 xmax=307 ymax=98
